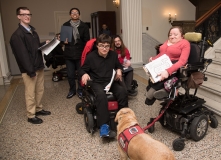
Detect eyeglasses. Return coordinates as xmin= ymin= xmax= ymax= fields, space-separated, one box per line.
xmin=98 ymin=45 xmax=110 ymax=49
xmin=71 ymin=12 xmax=79 ymax=15
xmin=19 ymin=14 xmax=32 ymax=17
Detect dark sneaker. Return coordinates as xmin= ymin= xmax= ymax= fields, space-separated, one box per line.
xmin=128 ymin=89 xmax=138 ymax=96
xmin=36 ymin=110 xmax=51 ymax=116
xmin=153 ymin=89 xmax=169 ymax=100
xmin=100 ymin=124 xmax=116 ymax=138
xmin=28 ymin=116 xmax=43 ymax=124
xmin=145 ymin=97 xmax=156 ymax=105
xmin=66 ymin=91 xmax=76 ymax=99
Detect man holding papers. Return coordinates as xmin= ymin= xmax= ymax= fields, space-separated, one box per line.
xmin=78 ymin=34 xmax=128 ymax=138
xmin=10 ymin=7 xmax=51 ymax=124
xmin=62 ymin=8 xmax=90 ymax=99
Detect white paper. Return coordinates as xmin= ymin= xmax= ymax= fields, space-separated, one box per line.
xmin=38 ymin=37 xmax=60 ymax=55
xmin=104 ymin=69 xmax=116 ymax=93
xmin=143 ymin=54 xmax=172 ymax=83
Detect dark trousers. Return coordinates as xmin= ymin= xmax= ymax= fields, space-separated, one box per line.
xmin=123 ymin=70 xmax=133 ymax=90
xmin=91 ymin=81 xmax=128 ymax=127
xmin=65 ymin=59 xmax=82 ymax=93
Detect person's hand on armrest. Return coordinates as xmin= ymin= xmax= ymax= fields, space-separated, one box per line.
xmin=123 ymin=60 xmax=131 ymax=67
xmin=82 ymin=73 xmax=90 ymax=85
xmin=115 ymin=69 xmax=122 ymax=81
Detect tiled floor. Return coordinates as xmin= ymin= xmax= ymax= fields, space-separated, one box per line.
xmin=0 ymin=69 xmax=220 ymax=160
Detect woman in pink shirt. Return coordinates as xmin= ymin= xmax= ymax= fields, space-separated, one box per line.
xmin=145 ymin=26 xmax=190 ymax=105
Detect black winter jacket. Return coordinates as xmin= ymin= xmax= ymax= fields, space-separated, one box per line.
xmin=10 ymin=24 xmax=45 ymax=77
xmin=62 ymin=20 xmax=90 ymax=60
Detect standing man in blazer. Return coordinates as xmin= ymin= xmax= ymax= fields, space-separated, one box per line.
xmin=62 ymin=8 xmax=90 ymax=99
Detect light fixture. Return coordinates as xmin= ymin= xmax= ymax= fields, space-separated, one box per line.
xmin=168 ymin=13 xmax=177 ymax=23
xmin=113 ymin=0 xmax=120 ymax=8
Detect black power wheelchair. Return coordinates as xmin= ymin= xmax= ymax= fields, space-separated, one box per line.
xmin=75 ymin=38 xmax=138 ymax=134
xmin=144 ymin=32 xmax=218 ymax=151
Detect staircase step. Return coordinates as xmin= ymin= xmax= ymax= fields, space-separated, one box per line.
xmin=193 ymin=93 xmax=221 ymax=116
xmin=195 ymin=81 xmax=221 ymax=103
xmin=206 ymin=67 xmax=221 ymax=76
xmin=207 ymin=61 xmax=221 ymax=70
xmin=212 ymin=58 xmax=221 ymax=64
xmin=179 ymin=88 xmax=221 ymax=116
xmin=205 ymin=72 xmax=221 ymax=85
xmin=215 ymin=50 xmax=221 ymax=59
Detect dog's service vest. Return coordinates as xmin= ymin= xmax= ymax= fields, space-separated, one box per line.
xmin=118 ymin=124 xmax=144 ymax=154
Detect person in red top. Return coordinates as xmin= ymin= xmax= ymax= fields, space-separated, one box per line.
xmin=111 ymin=35 xmax=137 ymax=96
xmin=145 ymin=26 xmax=190 ymax=105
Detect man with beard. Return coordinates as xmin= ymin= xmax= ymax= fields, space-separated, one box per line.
xmin=111 ymin=35 xmax=137 ymax=96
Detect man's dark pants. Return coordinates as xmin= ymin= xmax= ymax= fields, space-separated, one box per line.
xmin=65 ymin=59 xmax=82 ymax=93
xmin=91 ymin=81 xmax=128 ymax=127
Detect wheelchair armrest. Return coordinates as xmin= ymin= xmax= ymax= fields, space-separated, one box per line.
xmin=86 ymin=79 xmax=93 ymax=89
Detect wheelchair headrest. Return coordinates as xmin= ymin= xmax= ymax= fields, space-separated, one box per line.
xmin=184 ymin=32 xmax=202 ymax=42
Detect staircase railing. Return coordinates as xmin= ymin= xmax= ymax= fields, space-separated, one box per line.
xmin=195 ymin=1 xmax=221 ymax=44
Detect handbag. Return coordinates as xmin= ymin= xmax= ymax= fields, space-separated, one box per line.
xmin=164 ymin=77 xmax=178 ymax=92
xmin=187 ymin=72 xmax=204 ymax=89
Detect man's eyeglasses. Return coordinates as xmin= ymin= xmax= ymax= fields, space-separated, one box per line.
xmin=19 ymin=14 xmax=32 ymax=17
xmin=71 ymin=12 xmax=79 ymax=15
xmin=98 ymin=45 xmax=110 ymax=49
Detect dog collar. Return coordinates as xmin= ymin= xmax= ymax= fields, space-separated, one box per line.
xmin=118 ymin=124 xmax=144 ymax=156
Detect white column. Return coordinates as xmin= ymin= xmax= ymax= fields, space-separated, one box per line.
xmin=121 ymin=0 xmax=143 ymax=66
xmin=0 ymin=12 xmax=12 ymax=85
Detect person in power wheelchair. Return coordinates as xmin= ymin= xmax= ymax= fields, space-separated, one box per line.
xmin=145 ymin=26 xmax=190 ymax=105
xmin=143 ymin=28 xmax=218 ymax=151
xmin=111 ymin=35 xmax=138 ymax=96
xmin=78 ymin=34 xmax=128 ymax=138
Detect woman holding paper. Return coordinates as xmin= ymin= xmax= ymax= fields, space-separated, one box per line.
xmin=145 ymin=26 xmax=190 ymax=105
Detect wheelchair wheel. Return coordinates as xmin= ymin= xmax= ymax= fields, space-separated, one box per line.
xmin=172 ymin=138 xmax=185 ymax=151
xmin=131 ymin=80 xmax=138 ymax=90
xmin=190 ymin=114 xmax=208 ymax=141
xmin=209 ymin=115 xmax=218 ymax=128
xmin=76 ymin=102 xmax=84 ymax=114
xmin=83 ymin=108 xmax=95 ymax=134
xmin=52 ymin=75 xmax=60 ymax=82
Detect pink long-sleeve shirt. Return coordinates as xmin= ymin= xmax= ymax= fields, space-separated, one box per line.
xmin=152 ymin=39 xmax=190 ymax=75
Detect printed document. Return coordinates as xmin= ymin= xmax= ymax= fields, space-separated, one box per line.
xmin=104 ymin=69 xmax=116 ymax=94
xmin=143 ymin=54 xmax=172 ymax=83
xmin=38 ymin=37 xmax=60 ymax=55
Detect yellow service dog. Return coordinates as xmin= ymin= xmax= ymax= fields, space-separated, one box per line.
xmin=115 ymin=108 xmax=175 ymax=160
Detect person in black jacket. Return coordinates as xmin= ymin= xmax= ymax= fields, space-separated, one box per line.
xmin=78 ymin=34 xmax=128 ymax=138
xmin=62 ymin=8 xmax=90 ymax=99
xmin=10 ymin=7 xmax=51 ymax=124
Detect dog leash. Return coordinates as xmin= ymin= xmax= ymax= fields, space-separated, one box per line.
xmin=142 ymin=99 xmax=173 ymax=131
